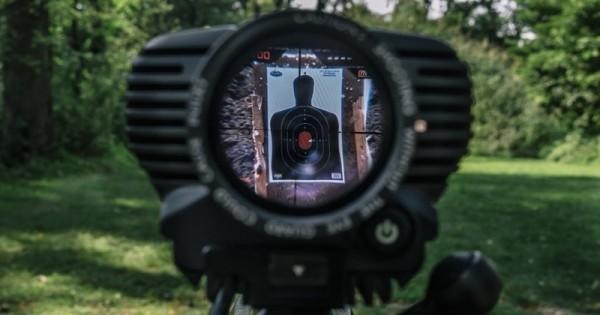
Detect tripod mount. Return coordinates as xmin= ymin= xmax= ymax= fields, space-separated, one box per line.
xmin=191 ymin=195 xmax=502 ymax=315
xmin=209 ymin=250 xmax=501 ymax=315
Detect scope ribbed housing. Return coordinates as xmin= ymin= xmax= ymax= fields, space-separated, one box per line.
xmin=125 ymin=28 xmax=472 ymax=201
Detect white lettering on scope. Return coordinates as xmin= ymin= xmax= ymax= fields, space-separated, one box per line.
xmin=264 ymin=220 xmax=317 ymax=239
xmin=386 ymin=128 xmax=416 ymax=191
xmin=326 ymin=216 xmax=353 ymax=235
xmin=187 ymin=77 xmax=214 ymax=184
xmin=188 ymin=138 xmax=214 ymax=183
xmin=360 ymin=197 xmax=385 ymax=218
xmin=188 ymin=78 xmax=208 ymax=128
xmin=213 ymin=188 xmax=257 ymax=226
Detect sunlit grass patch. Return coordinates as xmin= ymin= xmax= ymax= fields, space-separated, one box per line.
xmin=1 ymin=154 xmax=598 ymax=314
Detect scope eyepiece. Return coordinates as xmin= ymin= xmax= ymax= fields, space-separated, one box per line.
xmin=186 ymin=10 xmax=417 ymax=238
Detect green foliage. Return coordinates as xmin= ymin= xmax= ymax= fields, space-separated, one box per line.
xmin=165 ymin=0 xmax=247 ymax=29
xmin=352 ymin=0 xmax=598 ymax=161
xmin=460 ymin=41 xmax=564 ymax=157
xmin=346 ymin=1 xmax=561 ymax=157
xmin=1 ymin=0 xmax=251 ymax=161
xmin=436 ymin=0 xmax=522 ymax=47
xmin=346 ymin=0 xmax=430 ymax=32
xmin=546 ymin=132 xmax=600 ymax=164
xmin=49 ymin=0 xmax=172 ymax=155
xmin=515 ymin=0 xmax=600 ymax=136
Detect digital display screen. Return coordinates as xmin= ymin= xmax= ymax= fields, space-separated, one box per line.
xmin=216 ymin=47 xmax=387 ymax=208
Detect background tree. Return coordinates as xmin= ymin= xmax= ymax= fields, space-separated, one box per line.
xmin=0 ymin=3 xmax=5 ymax=116
xmin=0 ymin=0 xmax=53 ymax=165
xmin=435 ymin=0 xmax=522 ymax=47
xmin=165 ymin=0 xmax=247 ymax=29
xmin=515 ymin=0 xmax=600 ymax=136
xmin=50 ymin=0 xmax=173 ymax=154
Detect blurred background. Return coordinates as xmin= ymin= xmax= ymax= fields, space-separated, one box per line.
xmin=0 ymin=1 xmax=598 ymax=314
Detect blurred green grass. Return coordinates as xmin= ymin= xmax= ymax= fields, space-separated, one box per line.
xmin=1 ymin=152 xmax=599 ymax=314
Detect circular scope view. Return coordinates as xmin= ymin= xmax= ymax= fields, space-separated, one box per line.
xmin=216 ymin=47 xmax=388 ymax=208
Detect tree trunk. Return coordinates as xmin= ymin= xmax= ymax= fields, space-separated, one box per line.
xmin=1 ymin=0 xmax=53 ymax=165
xmin=317 ymin=0 xmax=327 ymax=11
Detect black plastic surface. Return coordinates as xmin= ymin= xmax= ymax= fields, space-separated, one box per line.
xmin=125 ymin=27 xmax=472 ymax=202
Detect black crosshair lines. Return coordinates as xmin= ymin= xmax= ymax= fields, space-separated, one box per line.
xmin=217 ymin=48 xmax=383 ymax=186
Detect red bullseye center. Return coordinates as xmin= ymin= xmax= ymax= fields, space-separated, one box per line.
xmin=298 ymin=131 xmax=313 ymax=150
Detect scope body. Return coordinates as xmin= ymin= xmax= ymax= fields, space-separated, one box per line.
xmin=126 ymin=27 xmax=472 ymax=202
xmin=125 ymin=11 xmax=473 ymax=312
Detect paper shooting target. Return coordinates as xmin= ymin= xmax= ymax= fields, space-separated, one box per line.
xmin=270 ymin=105 xmax=343 ymax=182
xmin=267 ymin=68 xmax=345 ymax=183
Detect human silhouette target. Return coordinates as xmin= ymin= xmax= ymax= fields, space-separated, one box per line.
xmin=216 ymin=47 xmax=388 ymax=207
xmin=269 ymin=73 xmax=344 ymax=182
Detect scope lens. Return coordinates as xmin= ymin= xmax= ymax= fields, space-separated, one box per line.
xmin=214 ymin=44 xmax=391 ymax=209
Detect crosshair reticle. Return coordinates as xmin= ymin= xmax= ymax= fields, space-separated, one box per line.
xmin=216 ymin=46 xmax=387 ymax=207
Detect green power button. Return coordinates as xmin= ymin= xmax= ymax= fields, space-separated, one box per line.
xmin=375 ymin=219 xmax=400 ymax=245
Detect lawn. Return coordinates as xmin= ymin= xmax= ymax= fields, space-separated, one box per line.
xmin=1 ymin=152 xmax=599 ymax=315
